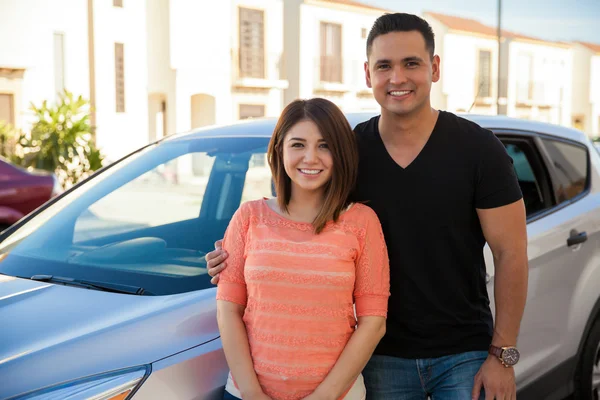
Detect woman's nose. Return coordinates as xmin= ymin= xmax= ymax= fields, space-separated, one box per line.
xmin=303 ymin=148 xmax=318 ymax=163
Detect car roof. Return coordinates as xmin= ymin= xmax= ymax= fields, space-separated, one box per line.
xmin=169 ymin=112 xmax=589 ymax=145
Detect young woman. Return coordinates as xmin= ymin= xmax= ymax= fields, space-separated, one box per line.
xmin=216 ymin=98 xmax=390 ymax=400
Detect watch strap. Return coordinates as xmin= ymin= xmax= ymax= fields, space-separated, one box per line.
xmin=488 ymin=344 xmax=503 ymax=359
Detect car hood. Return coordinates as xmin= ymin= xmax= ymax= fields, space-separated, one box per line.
xmin=0 ymin=274 xmax=220 ymax=398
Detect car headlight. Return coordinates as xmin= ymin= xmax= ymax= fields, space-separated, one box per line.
xmin=10 ymin=366 xmax=150 ymax=400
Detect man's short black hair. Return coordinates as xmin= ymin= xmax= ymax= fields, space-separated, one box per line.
xmin=367 ymin=13 xmax=435 ymax=60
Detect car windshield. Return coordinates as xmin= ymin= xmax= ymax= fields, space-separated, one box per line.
xmin=0 ymin=135 xmax=272 ymax=295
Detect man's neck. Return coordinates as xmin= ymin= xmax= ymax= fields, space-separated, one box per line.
xmin=379 ymin=105 xmax=439 ymax=146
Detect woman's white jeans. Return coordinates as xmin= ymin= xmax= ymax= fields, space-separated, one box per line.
xmin=225 ymin=372 xmax=366 ymax=399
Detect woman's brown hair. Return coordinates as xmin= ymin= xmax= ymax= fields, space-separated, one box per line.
xmin=267 ymin=98 xmax=358 ymax=234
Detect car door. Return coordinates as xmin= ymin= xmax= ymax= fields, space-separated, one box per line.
xmin=484 ymin=130 xmax=600 ymax=396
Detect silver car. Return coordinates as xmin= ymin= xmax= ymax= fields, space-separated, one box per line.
xmin=1 ymin=114 xmax=599 ymax=400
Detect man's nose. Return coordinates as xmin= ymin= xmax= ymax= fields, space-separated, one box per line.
xmin=390 ymin=66 xmax=407 ymax=85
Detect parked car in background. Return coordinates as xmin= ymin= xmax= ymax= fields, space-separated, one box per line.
xmin=0 ymin=157 xmax=61 ymax=230
xmin=0 ymin=114 xmax=599 ymax=400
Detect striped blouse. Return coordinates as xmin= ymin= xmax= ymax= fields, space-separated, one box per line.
xmin=216 ymin=199 xmax=390 ymax=400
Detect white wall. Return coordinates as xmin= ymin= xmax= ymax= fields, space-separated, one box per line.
xmin=571 ymin=45 xmax=593 ymax=133
xmin=0 ymin=0 xmax=89 ymax=129
xmin=170 ymin=0 xmax=233 ymax=131
xmin=424 ymin=15 xmax=449 ymax=111
xmin=506 ymin=40 xmax=572 ymax=126
xmin=283 ymin=0 xmax=303 ymax=105
xmin=591 ymin=55 xmax=600 ymax=136
xmin=93 ymin=0 xmax=149 ymax=161
xmin=147 ymin=0 xmax=177 ymax=140
xmin=441 ymin=33 xmax=499 ymax=114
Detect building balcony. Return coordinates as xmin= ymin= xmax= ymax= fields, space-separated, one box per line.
xmin=231 ymin=50 xmax=288 ymax=90
xmin=312 ymin=57 xmax=368 ymax=94
xmin=514 ymin=81 xmax=565 ymax=107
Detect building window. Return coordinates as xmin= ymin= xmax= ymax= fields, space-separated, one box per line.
xmin=54 ymin=33 xmax=65 ymax=95
xmin=0 ymin=93 xmax=14 ymax=125
xmin=115 ymin=43 xmax=125 ymax=113
xmin=476 ymin=49 xmax=491 ymax=98
xmin=239 ymin=104 xmax=265 ymax=120
xmin=239 ymin=7 xmax=265 ymax=79
xmin=113 ymin=0 xmax=123 ymax=7
xmin=361 ymin=28 xmax=367 ymax=39
xmin=516 ymin=53 xmax=533 ymax=102
xmin=320 ymin=22 xmax=342 ymax=83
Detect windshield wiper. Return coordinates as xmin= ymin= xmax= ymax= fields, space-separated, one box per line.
xmin=29 ymin=275 xmax=152 ymax=295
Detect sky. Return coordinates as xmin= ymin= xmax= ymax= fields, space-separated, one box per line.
xmin=362 ymin=0 xmax=599 ymax=44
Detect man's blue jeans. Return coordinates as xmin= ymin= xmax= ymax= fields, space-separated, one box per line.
xmin=363 ymin=351 xmax=488 ymax=400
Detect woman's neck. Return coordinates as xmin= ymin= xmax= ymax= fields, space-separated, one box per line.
xmin=286 ymin=188 xmax=325 ymax=223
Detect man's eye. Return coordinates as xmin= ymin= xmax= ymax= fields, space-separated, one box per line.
xmin=406 ymin=62 xmax=419 ymax=68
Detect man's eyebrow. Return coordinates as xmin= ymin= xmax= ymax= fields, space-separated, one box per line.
xmin=373 ymin=59 xmax=392 ymax=65
xmin=403 ymin=56 xmax=424 ymax=63
xmin=374 ymin=56 xmax=424 ymax=64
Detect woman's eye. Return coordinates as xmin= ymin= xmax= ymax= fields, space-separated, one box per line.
xmin=291 ymin=143 xmax=303 ymax=148
xmin=319 ymin=143 xmax=329 ymax=149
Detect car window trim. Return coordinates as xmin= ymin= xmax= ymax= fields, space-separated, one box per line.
xmin=498 ymin=136 xmax=555 ymax=215
xmin=537 ymin=134 xmax=591 ymax=195
xmin=495 ymin=129 xmax=591 ymax=224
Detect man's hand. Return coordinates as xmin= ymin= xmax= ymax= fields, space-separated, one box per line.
xmin=471 ymin=355 xmax=516 ymax=400
xmin=206 ymin=239 xmax=228 ymax=284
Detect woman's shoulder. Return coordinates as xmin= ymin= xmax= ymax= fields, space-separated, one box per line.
xmin=340 ymin=203 xmax=382 ymax=226
xmin=233 ymin=199 xmax=265 ymax=220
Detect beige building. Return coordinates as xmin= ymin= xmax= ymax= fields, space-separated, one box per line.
xmin=0 ymin=0 xmax=151 ymax=161
xmin=425 ymin=12 xmax=574 ymax=128
xmin=572 ymin=42 xmax=600 ymax=136
xmin=283 ymin=0 xmax=385 ymax=111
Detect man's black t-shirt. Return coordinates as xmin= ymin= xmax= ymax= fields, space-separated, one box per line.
xmin=352 ymin=111 xmax=522 ymax=359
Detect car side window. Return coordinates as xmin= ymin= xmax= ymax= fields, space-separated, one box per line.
xmin=541 ymin=139 xmax=588 ymax=203
xmin=241 ymin=152 xmax=274 ymax=203
xmin=501 ymin=139 xmax=553 ymax=218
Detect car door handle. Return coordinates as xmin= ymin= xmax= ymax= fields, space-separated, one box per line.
xmin=567 ymin=230 xmax=587 ymax=247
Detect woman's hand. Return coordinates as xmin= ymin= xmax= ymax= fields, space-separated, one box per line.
xmin=244 ymin=390 xmax=272 ymax=400
xmin=301 ymin=391 xmax=334 ymax=400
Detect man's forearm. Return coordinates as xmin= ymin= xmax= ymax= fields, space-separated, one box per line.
xmin=492 ymin=251 xmax=528 ymax=346
xmin=313 ymin=316 xmax=386 ymax=400
xmin=217 ymin=302 xmax=264 ymax=397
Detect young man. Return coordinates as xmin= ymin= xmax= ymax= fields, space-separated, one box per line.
xmin=207 ymin=13 xmax=528 ymax=400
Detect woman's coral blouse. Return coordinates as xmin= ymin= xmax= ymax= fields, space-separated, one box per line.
xmin=216 ymin=199 xmax=390 ymax=400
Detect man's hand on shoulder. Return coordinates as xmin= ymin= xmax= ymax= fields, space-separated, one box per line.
xmin=471 ymin=355 xmax=516 ymax=400
xmin=206 ymin=239 xmax=229 ymax=284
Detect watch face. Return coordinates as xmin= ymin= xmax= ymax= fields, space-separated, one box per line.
xmin=502 ymin=347 xmax=520 ymax=366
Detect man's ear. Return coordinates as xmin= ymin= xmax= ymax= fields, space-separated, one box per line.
xmin=431 ymin=55 xmax=441 ymax=83
xmin=364 ymin=61 xmax=372 ymax=88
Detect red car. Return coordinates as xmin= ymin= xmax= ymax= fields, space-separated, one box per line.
xmin=0 ymin=157 xmax=61 ymax=229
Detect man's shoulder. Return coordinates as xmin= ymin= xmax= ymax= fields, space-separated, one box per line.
xmin=439 ymin=111 xmax=495 ymax=143
xmin=353 ymin=115 xmax=380 ymax=137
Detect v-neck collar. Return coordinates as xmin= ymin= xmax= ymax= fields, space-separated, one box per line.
xmin=374 ymin=112 xmax=444 ymax=171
